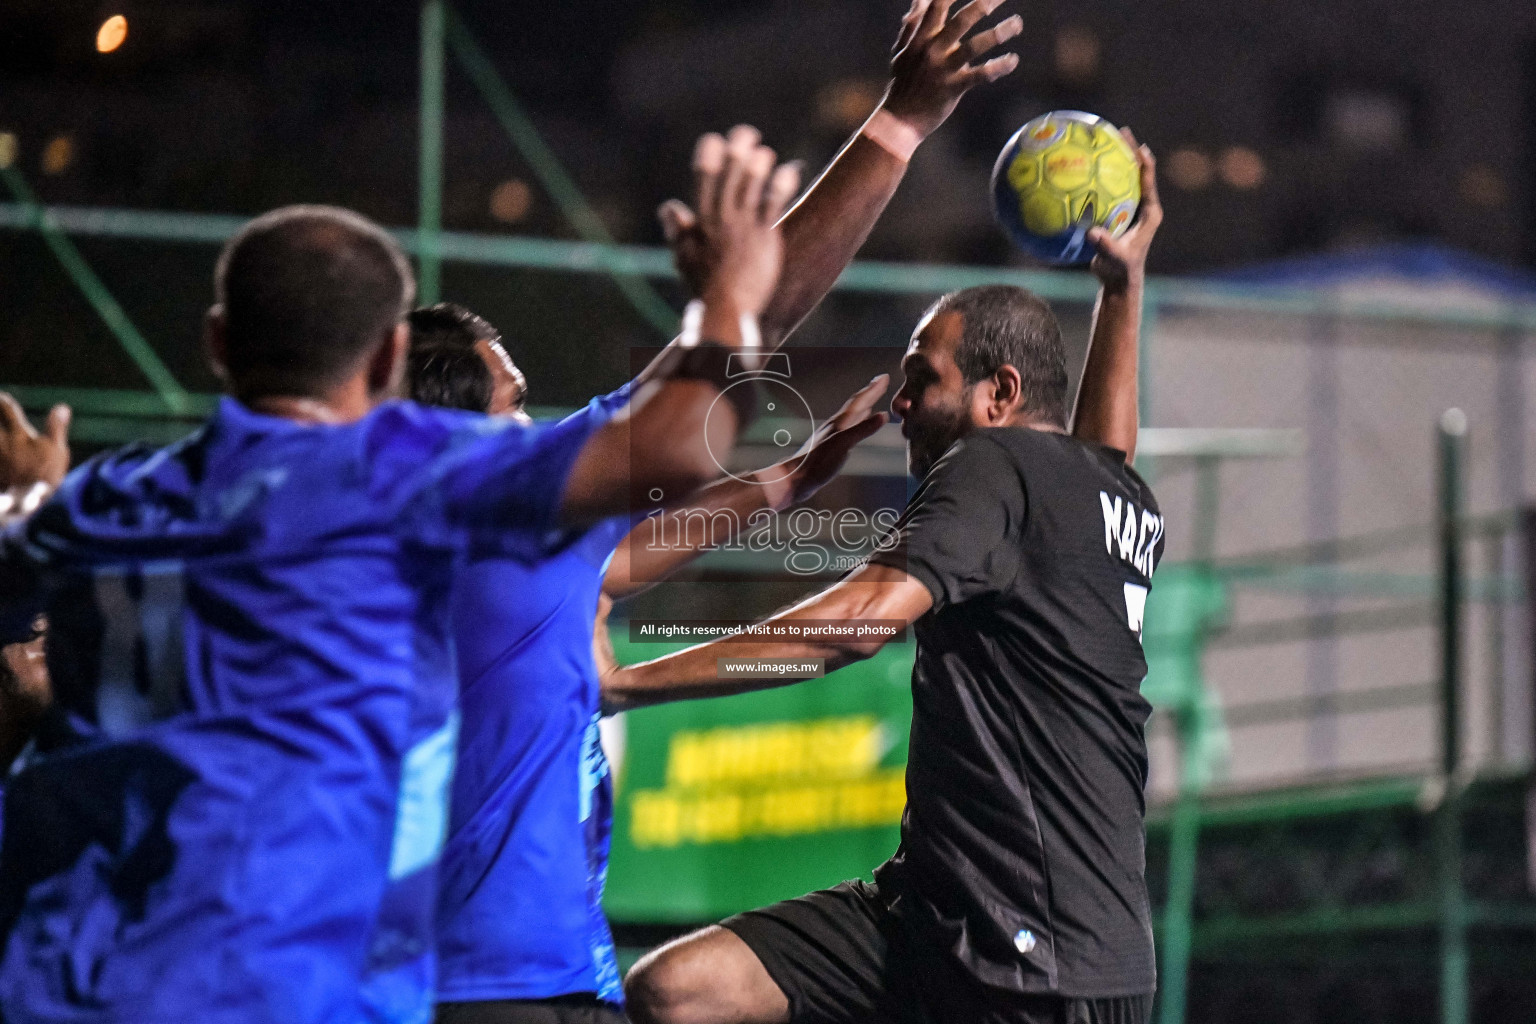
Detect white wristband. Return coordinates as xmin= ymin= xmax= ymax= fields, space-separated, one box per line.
xmin=736 ymin=313 xmax=762 ymax=371
xmin=679 ymin=299 xmax=705 ymax=349
xmin=860 ymin=108 xmax=923 ymax=163
xmin=681 ymin=301 xmax=762 ymax=353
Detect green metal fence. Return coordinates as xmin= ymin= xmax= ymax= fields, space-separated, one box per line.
xmin=2 ymin=6 xmax=1535 ymax=1022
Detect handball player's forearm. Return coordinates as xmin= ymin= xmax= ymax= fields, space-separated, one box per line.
xmin=633 ymin=293 xmax=757 ymax=386
xmin=603 ymin=633 xmax=876 ymax=712
xmin=605 ymin=474 xmax=780 ymax=600
xmin=1073 ymin=276 xmax=1144 ymax=463
xmin=561 ymin=298 xmax=760 ymax=522
xmin=760 ymin=130 xmax=910 ymax=344
xmin=560 ymin=380 xmax=736 ymax=523
xmin=601 ymin=566 xmax=929 ymax=710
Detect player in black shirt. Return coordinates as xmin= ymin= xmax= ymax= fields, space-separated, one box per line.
xmin=605 ymin=130 xmax=1166 ymax=1024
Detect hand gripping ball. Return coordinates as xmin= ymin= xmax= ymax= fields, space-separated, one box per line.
xmin=991 ymin=110 xmax=1140 ymax=265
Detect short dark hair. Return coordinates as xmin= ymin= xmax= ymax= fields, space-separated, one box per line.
xmin=933 ymin=285 xmax=1068 ymax=427
xmin=404 ymin=304 xmax=501 ymax=413
xmin=214 ymin=205 xmax=414 ymax=398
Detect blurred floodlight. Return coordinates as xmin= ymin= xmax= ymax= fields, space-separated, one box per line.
xmin=1458 ymin=165 xmax=1507 ymax=208
xmin=1054 ymin=26 xmax=1100 ymax=83
xmin=815 ymin=79 xmax=884 ymax=132
xmin=41 ymin=136 xmax=74 ymax=176
xmin=97 ymin=15 xmax=129 ymax=54
xmin=1167 ymin=149 xmax=1213 ymax=190
xmin=490 ymin=179 xmax=534 ymax=224
xmin=1218 ymin=147 xmax=1265 ymax=189
xmin=1324 ymin=88 xmax=1409 ymax=151
xmin=0 ymin=133 xmax=15 ymax=170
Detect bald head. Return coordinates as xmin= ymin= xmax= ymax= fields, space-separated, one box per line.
xmin=213 ymin=205 xmax=415 ymax=399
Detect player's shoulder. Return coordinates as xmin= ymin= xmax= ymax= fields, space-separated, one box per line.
xmin=359 ymin=399 xmax=485 ymax=447
xmin=565 ymin=380 xmax=636 ymax=425
xmin=984 ymin=427 xmax=1154 ymax=493
xmin=356 ymin=400 xmax=524 ymax=478
xmin=57 ymin=431 xmax=205 ymax=526
xmin=15 ymin=426 xmax=225 ymax=570
xmin=958 ymin=426 xmax=1080 ymax=481
xmin=920 ymin=431 xmax=1028 ymax=501
xmin=934 ymin=428 xmax=1025 ymax=473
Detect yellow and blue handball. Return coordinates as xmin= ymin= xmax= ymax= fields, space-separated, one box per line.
xmin=991 ymin=111 xmax=1140 ymax=265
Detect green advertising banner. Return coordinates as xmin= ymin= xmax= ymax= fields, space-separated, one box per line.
xmin=604 ymin=631 xmax=916 ymax=923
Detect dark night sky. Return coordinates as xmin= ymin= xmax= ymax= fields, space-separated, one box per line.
xmin=3 ymin=0 xmax=1535 ymax=403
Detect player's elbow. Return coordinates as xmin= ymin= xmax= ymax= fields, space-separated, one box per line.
xmin=835 ymin=632 xmax=897 ymax=666
xmin=598 ymin=671 xmax=643 ymax=714
xmin=817 ymin=593 xmax=904 ymax=663
xmin=825 ymin=632 xmax=886 ymax=663
xmin=625 ymin=927 xmax=745 ymax=1024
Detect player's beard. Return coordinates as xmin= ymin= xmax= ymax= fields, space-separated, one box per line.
xmin=904 ymin=399 xmax=973 ymax=481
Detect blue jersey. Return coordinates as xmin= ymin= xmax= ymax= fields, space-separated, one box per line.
xmin=0 ymin=397 xmax=599 ymax=1024
xmin=435 ymin=386 xmax=636 ymax=1005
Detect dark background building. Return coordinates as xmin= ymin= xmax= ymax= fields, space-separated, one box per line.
xmin=3 ymin=0 xmax=1536 ymax=400
xmin=4 ymin=0 xmax=1536 ymax=265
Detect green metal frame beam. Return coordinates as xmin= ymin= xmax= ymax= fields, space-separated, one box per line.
xmin=443 ymin=6 xmax=678 ymax=336
xmin=8 ymin=201 xmax=1536 ymax=331
xmin=0 ymin=172 xmax=191 ymax=415
xmin=1145 ymin=774 xmax=1428 ymax=831
xmin=1436 ymin=411 xmax=1470 ymax=1024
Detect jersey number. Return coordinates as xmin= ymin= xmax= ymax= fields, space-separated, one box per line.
xmin=1124 ymin=582 xmax=1148 ymax=643
xmin=94 ymin=561 xmax=188 ymax=734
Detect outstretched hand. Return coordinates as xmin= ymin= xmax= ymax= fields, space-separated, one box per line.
xmin=0 ymin=393 xmax=70 ymax=492
xmin=1088 ymin=130 xmax=1163 ymax=292
xmin=772 ymin=375 xmax=891 ymax=506
xmin=883 ymin=0 xmax=1022 ymax=140
xmin=659 ymin=125 xmax=802 ymax=329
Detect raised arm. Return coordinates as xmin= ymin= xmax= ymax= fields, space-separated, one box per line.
xmin=559 ymin=131 xmax=799 ymax=522
xmin=1071 ymin=135 xmax=1163 ymax=464
xmin=0 ymin=394 xmax=71 ymax=498
xmin=566 ymin=4 xmax=1022 ymax=522
xmin=600 ymin=562 xmax=931 ymax=712
xmin=661 ymin=0 xmax=1021 ymax=347
xmin=0 ymin=393 xmax=70 ymax=603
xmin=602 ymin=374 xmax=889 ymax=599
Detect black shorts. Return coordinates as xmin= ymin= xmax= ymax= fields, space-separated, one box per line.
xmin=434 ymin=995 xmax=627 ymax=1024
xmin=721 ymin=880 xmax=1151 ymax=1024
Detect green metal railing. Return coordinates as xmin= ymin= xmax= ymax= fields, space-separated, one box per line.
xmin=2 ymin=5 xmax=1534 ymax=1022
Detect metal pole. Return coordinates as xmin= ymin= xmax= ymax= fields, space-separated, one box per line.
xmin=1157 ymin=722 xmax=1202 ymax=1024
xmin=1155 ymin=455 xmax=1219 ymax=1024
xmin=443 ymin=7 xmax=679 ymax=336
xmin=1436 ymin=408 xmax=1469 ymax=1024
xmin=418 ymin=0 xmax=446 ymax=306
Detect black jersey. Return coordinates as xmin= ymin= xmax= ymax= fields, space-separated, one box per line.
xmin=867 ymin=426 xmax=1164 ymax=998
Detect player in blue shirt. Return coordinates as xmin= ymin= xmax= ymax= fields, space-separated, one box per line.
xmin=0 ymin=127 xmax=801 ymax=1024
xmin=403 ymin=310 xmax=885 ymax=1024
xmin=411 ymin=6 xmax=1029 ymax=1020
